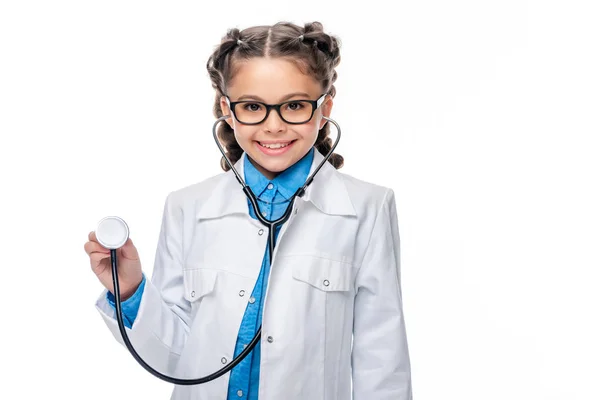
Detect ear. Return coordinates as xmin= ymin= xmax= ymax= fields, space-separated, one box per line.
xmin=219 ymin=95 xmax=234 ymax=129
xmin=318 ymin=95 xmax=334 ymax=130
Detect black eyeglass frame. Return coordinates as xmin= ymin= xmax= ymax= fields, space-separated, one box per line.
xmin=224 ymin=93 xmax=328 ymax=125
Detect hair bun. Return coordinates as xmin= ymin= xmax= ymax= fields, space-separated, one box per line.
xmin=303 ymin=21 xmax=324 ymax=34
xmin=301 ymin=22 xmax=340 ymax=62
xmin=227 ymin=27 xmax=241 ymax=41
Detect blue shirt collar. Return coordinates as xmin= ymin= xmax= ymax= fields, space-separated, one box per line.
xmin=244 ymin=147 xmax=315 ymax=199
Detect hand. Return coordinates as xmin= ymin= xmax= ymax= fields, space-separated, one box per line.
xmin=84 ymin=231 xmax=143 ymax=300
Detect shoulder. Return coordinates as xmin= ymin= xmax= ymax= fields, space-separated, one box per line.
xmin=163 ymin=171 xmax=228 ymax=208
xmin=338 ymin=170 xmax=394 ymax=205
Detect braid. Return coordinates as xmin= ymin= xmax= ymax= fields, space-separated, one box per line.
xmin=301 ymin=22 xmax=344 ymax=168
xmin=206 ymin=28 xmax=248 ymax=171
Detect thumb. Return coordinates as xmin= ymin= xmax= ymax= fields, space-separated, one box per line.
xmin=120 ymin=238 xmax=139 ymax=261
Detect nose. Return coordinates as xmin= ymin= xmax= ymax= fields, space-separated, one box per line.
xmin=263 ymin=107 xmax=285 ymax=133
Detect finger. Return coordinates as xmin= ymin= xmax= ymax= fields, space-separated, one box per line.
xmin=120 ymin=238 xmax=139 ymax=260
xmin=89 ymin=251 xmax=111 ymax=263
xmin=88 ymin=230 xmax=113 ymax=252
xmin=84 ymin=241 xmax=109 ymax=255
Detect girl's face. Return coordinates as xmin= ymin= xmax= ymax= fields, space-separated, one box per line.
xmin=220 ymin=57 xmax=333 ymax=180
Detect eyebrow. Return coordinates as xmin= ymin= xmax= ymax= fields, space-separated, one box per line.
xmin=236 ymin=92 xmax=312 ymax=102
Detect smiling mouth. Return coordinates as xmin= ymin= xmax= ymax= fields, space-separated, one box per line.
xmin=257 ymin=140 xmax=296 ymax=149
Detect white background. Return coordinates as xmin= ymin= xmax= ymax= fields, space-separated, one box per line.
xmin=1 ymin=0 xmax=598 ymax=399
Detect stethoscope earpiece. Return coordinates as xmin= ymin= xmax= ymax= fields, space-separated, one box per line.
xmin=96 ymin=216 xmax=129 ymax=250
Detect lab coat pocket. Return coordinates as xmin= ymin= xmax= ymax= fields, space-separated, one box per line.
xmin=291 ymin=256 xmax=353 ymax=292
xmin=182 ymin=268 xmax=218 ymax=303
xmin=291 ymin=256 xmax=354 ymax=324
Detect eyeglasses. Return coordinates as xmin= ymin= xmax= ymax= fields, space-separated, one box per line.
xmin=225 ymin=94 xmax=327 ymax=125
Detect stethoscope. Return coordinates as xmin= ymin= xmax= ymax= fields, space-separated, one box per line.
xmin=95 ymin=113 xmax=342 ymax=385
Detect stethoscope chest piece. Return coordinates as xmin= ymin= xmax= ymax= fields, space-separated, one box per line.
xmin=96 ymin=216 xmax=129 ymax=250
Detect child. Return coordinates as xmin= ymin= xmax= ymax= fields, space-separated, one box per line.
xmin=85 ymin=21 xmax=412 ymax=400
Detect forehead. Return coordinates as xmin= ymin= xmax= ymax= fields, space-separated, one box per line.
xmin=228 ymin=57 xmax=321 ymax=100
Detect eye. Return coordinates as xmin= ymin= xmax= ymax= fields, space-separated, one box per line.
xmin=285 ymin=102 xmax=306 ymax=111
xmin=243 ymin=102 xmax=264 ymax=112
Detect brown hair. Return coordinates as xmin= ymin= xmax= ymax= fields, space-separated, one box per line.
xmin=206 ymin=21 xmax=344 ymax=172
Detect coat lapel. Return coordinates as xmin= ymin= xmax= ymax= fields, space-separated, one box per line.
xmin=302 ymin=149 xmax=356 ymax=216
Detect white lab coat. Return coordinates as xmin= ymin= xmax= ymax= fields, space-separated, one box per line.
xmin=95 ymin=149 xmax=412 ymax=400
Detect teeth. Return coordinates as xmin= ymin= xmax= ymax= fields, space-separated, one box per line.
xmin=260 ymin=141 xmax=291 ymax=149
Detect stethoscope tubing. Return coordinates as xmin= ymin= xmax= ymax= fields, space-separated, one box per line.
xmin=109 ymin=114 xmax=341 ymax=385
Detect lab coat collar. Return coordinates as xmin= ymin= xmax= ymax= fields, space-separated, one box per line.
xmin=244 ymin=147 xmax=314 ymax=200
xmin=196 ymin=148 xmax=356 ymax=219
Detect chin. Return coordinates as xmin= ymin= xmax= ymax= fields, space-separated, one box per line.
xmin=257 ymin=158 xmax=293 ymax=173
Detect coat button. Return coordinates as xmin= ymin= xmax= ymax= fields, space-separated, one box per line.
xmin=249 ymin=297 xmax=256 ymax=304
xmin=323 ymin=279 xmax=330 ymax=287
xmin=258 ymin=229 xmax=264 ymax=235
xmin=267 ymin=183 xmax=274 ymax=190
xmin=237 ymin=389 xmax=244 ymax=397
xmin=262 ymin=211 xmax=267 ymax=217
xmin=221 ymin=357 xmax=227 ymax=364
xmin=239 ymin=290 xmax=245 ymax=297
xmin=267 ymin=336 xmax=273 ymax=343
xmin=191 ymin=291 xmax=195 ymax=297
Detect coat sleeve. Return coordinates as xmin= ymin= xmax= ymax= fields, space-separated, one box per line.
xmin=95 ymin=191 xmax=192 ymax=376
xmin=351 ymin=188 xmax=413 ymax=399
xmin=105 ymin=273 xmax=147 ymax=329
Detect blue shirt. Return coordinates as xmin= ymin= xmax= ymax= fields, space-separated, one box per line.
xmin=106 ymin=148 xmax=314 ymax=399
xmin=226 ymin=148 xmax=314 ymax=400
